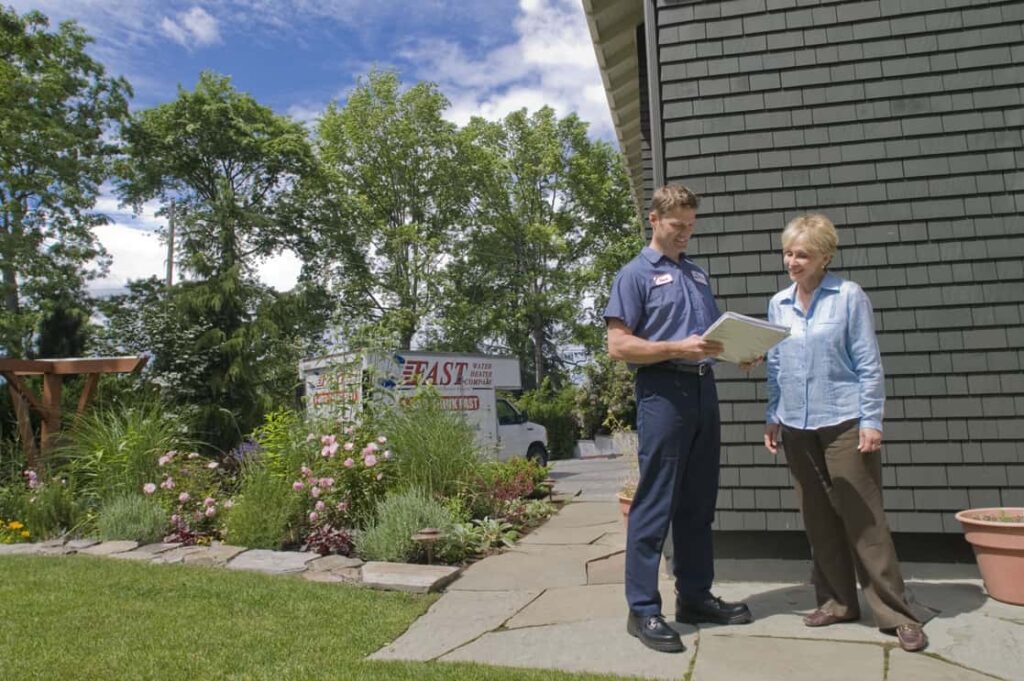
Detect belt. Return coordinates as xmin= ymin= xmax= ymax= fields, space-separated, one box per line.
xmin=641 ymin=362 xmax=711 ymax=376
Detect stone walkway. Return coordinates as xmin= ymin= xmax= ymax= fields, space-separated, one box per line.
xmin=369 ymin=458 xmax=1024 ymax=681
xmin=0 ymin=536 xmax=460 ymax=593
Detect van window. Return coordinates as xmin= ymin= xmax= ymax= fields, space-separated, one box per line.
xmin=496 ymin=399 xmax=518 ymax=425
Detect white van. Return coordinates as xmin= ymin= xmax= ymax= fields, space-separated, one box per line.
xmin=299 ymin=352 xmax=549 ymax=464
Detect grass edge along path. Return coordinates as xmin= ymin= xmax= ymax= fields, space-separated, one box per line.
xmin=0 ymin=555 xmax=633 ymax=681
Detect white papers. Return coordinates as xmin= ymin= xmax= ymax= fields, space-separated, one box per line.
xmin=702 ymin=311 xmax=790 ymax=364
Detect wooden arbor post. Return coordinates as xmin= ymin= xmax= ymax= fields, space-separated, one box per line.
xmin=0 ymin=356 xmax=148 ymax=468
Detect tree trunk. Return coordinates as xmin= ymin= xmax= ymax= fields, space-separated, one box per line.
xmin=532 ymin=324 xmax=545 ymax=389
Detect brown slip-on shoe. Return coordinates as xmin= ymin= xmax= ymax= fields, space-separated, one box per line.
xmin=802 ymin=609 xmax=859 ymax=627
xmin=896 ymin=623 xmax=928 ymax=652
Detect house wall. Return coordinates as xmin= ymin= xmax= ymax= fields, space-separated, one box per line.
xmin=648 ymin=0 xmax=1024 ymax=532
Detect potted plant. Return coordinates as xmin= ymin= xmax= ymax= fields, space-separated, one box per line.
xmin=617 ymin=448 xmax=639 ymax=527
xmin=954 ymin=507 xmax=1024 ymax=605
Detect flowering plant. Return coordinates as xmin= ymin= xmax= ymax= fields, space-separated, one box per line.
xmin=141 ymin=451 xmax=229 ymax=545
xmin=291 ymin=425 xmax=396 ymax=551
xmin=0 ymin=517 xmax=31 ymax=543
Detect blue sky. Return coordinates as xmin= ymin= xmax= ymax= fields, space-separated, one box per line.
xmin=11 ymin=0 xmax=613 ymax=293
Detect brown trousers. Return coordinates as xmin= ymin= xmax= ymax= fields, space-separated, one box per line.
xmin=782 ymin=419 xmax=922 ymax=630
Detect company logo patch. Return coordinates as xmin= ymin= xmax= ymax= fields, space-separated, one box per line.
xmin=653 ymin=273 xmax=673 ymax=286
xmin=691 ymin=271 xmax=708 ymax=286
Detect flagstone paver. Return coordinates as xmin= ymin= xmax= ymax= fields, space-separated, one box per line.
xmin=450 ymin=543 xmax=615 ymax=592
xmin=79 ymin=540 xmax=139 ymax=556
xmin=690 ymin=634 xmax=881 ymax=681
xmin=111 ymin=542 xmax=182 ymax=561
xmin=360 ymin=561 xmax=460 ymax=593
xmin=65 ymin=538 xmax=100 ymax=551
xmin=226 ymin=548 xmax=317 ymax=574
xmin=440 ymin=616 xmax=696 ymax=680
xmin=517 ymin=524 xmax=608 ymax=545
xmin=887 ymin=650 xmax=998 ymax=681
xmin=371 ymin=589 xmax=540 ymax=661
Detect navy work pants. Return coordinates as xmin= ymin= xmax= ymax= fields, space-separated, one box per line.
xmin=625 ymin=367 xmax=721 ymax=616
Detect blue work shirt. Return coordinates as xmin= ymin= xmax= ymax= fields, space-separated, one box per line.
xmin=604 ymin=246 xmax=721 ymax=370
xmin=765 ymin=273 xmax=884 ymax=432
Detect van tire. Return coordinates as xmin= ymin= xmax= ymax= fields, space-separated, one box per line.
xmin=527 ymin=443 xmax=548 ymax=466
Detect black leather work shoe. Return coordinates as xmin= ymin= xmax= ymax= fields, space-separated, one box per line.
xmin=676 ymin=595 xmax=752 ymax=625
xmin=626 ymin=612 xmax=685 ymax=653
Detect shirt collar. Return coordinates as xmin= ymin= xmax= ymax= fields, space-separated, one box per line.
xmin=779 ymin=272 xmax=841 ymax=304
xmin=642 ymin=246 xmax=686 ymax=265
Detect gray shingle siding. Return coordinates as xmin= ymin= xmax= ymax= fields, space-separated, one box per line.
xmin=652 ymin=0 xmax=1024 ymax=532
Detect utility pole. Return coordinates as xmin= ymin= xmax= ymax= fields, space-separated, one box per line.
xmin=166 ymin=200 xmax=175 ymax=287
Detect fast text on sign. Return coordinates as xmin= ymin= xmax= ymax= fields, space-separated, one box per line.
xmin=400 ymin=359 xmax=494 ymax=387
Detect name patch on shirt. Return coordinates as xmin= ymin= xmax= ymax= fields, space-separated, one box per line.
xmin=653 ymin=273 xmax=673 ymax=286
xmin=691 ymin=271 xmax=708 ymax=286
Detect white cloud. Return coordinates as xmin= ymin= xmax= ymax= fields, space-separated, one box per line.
xmin=400 ymin=0 xmax=614 ymax=139
xmin=160 ymin=7 xmax=221 ymax=49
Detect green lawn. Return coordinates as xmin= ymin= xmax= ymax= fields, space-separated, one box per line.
xmin=0 ymin=555 xmax=631 ymax=681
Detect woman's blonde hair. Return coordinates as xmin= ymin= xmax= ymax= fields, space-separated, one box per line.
xmin=782 ymin=213 xmax=839 ymax=262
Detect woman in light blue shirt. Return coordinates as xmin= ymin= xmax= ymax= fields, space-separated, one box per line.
xmin=763 ymin=213 xmax=929 ymax=653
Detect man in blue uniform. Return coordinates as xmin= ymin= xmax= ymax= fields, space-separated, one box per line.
xmin=605 ymin=184 xmax=752 ymax=653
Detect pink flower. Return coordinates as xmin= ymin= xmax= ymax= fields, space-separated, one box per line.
xmin=204 ymin=497 xmax=216 ymax=507
xmin=143 ymin=483 xmax=157 ymax=495
xmin=204 ymin=506 xmax=216 ymax=517
xmin=320 ymin=434 xmax=337 ymax=446
xmin=343 ymin=458 xmax=355 ymax=468
xmin=364 ymin=442 xmax=379 ymax=452
xmin=207 ymin=461 xmax=219 ymax=469
xmin=320 ymin=477 xmax=334 ymax=488
xmin=158 ymin=454 xmax=172 ymax=467
xmin=223 ymin=499 xmax=234 ymax=509
xmin=376 ymin=473 xmax=383 ymax=481
xmin=300 ymin=465 xmax=312 ymax=477
xmin=377 ymin=436 xmax=387 ymax=444
xmin=308 ymin=511 xmax=319 ymax=523
xmin=321 ymin=442 xmax=339 ymax=458
xmin=311 ymin=486 xmax=321 ymax=498
xmin=336 ymin=501 xmax=349 ymax=512
xmin=292 ymin=481 xmax=305 ymax=492
xmin=178 ymin=492 xmax=190 ymax=503
xmin=343 ymin=426 xmax=354 ymax=436
xmin=170 ymin=514 xmax=181 ymax=524
xmin=343 ymin=442 xmax=354 ymax=451
xmin=160 ymin=477 xmax=175 ymax=490
xmin=364 ymin=453 xmax=378 ymax=468
xmin=315 ymin=501 xmax=325 ymax=512
xmin=383 ymin=450 xmax=392 ymax=460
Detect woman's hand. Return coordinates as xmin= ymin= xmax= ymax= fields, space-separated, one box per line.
xmin=858 ymin=427 xmax=883 ymax=453
xmin=764 ymin=423 xmax=781 ymax=455
xmin=739 ymin=355 xmax=764 ymax=373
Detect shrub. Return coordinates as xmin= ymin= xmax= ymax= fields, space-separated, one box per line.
xmin=96 ymin=493 xmax=168 ymax=543
xmin=141 ymin=450 xmax=227 ymax=545
xmin=357 ymin=488 xmax=457 ymax=563
xmin=515 ymin=379 xmax=577 ymax=460
xmin=380 ymin=390 xmax=483 ymax=498
xmin=250 ymin=409 xmax=311 ymax=482
xmin=464 ymin=457 xmax=548 ymax=520
xmin=13 ymin=471 xmax=84 ymax=539
xmin=574 ymin=353 xmax=636 ymax=439
xmin=223 ymin=467 xmax=303 ymax=549
xmin=57 ymin=400 xmax=189 ymax=507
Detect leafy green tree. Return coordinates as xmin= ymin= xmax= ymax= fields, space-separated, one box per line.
xmin=115 ymin=72 xmax=319 ymax=451
xmin=310 ymin=71 xmax=471 ymax=349
xmin=0 ymin=7 xmax=130 ymax=356
xmin=436 ymin=107 xmax=640 ymax=387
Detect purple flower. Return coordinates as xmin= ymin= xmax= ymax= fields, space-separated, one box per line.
xmin=364 ymin=453 xmax=378 ymax=468
xmin=292 ymin=481 xmax=305 ymax=492
xmin=143 ymin=483 xmax=157 ymax=495
xmin=309 ymin=511 xmax=319 ymax=523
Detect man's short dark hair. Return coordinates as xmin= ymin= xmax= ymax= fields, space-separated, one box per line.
xmin=651 ymin=184 xmax=700 ymax=215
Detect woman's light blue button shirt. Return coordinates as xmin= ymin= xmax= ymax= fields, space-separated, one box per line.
xmin=766 ymin=273 xmax=885 ymax=432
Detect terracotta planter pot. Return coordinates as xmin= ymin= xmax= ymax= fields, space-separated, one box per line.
xmin=955 ymin=507 xmax=1024 ymax=606
xmin=617 ymin=492 xmax=632 ymax=528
